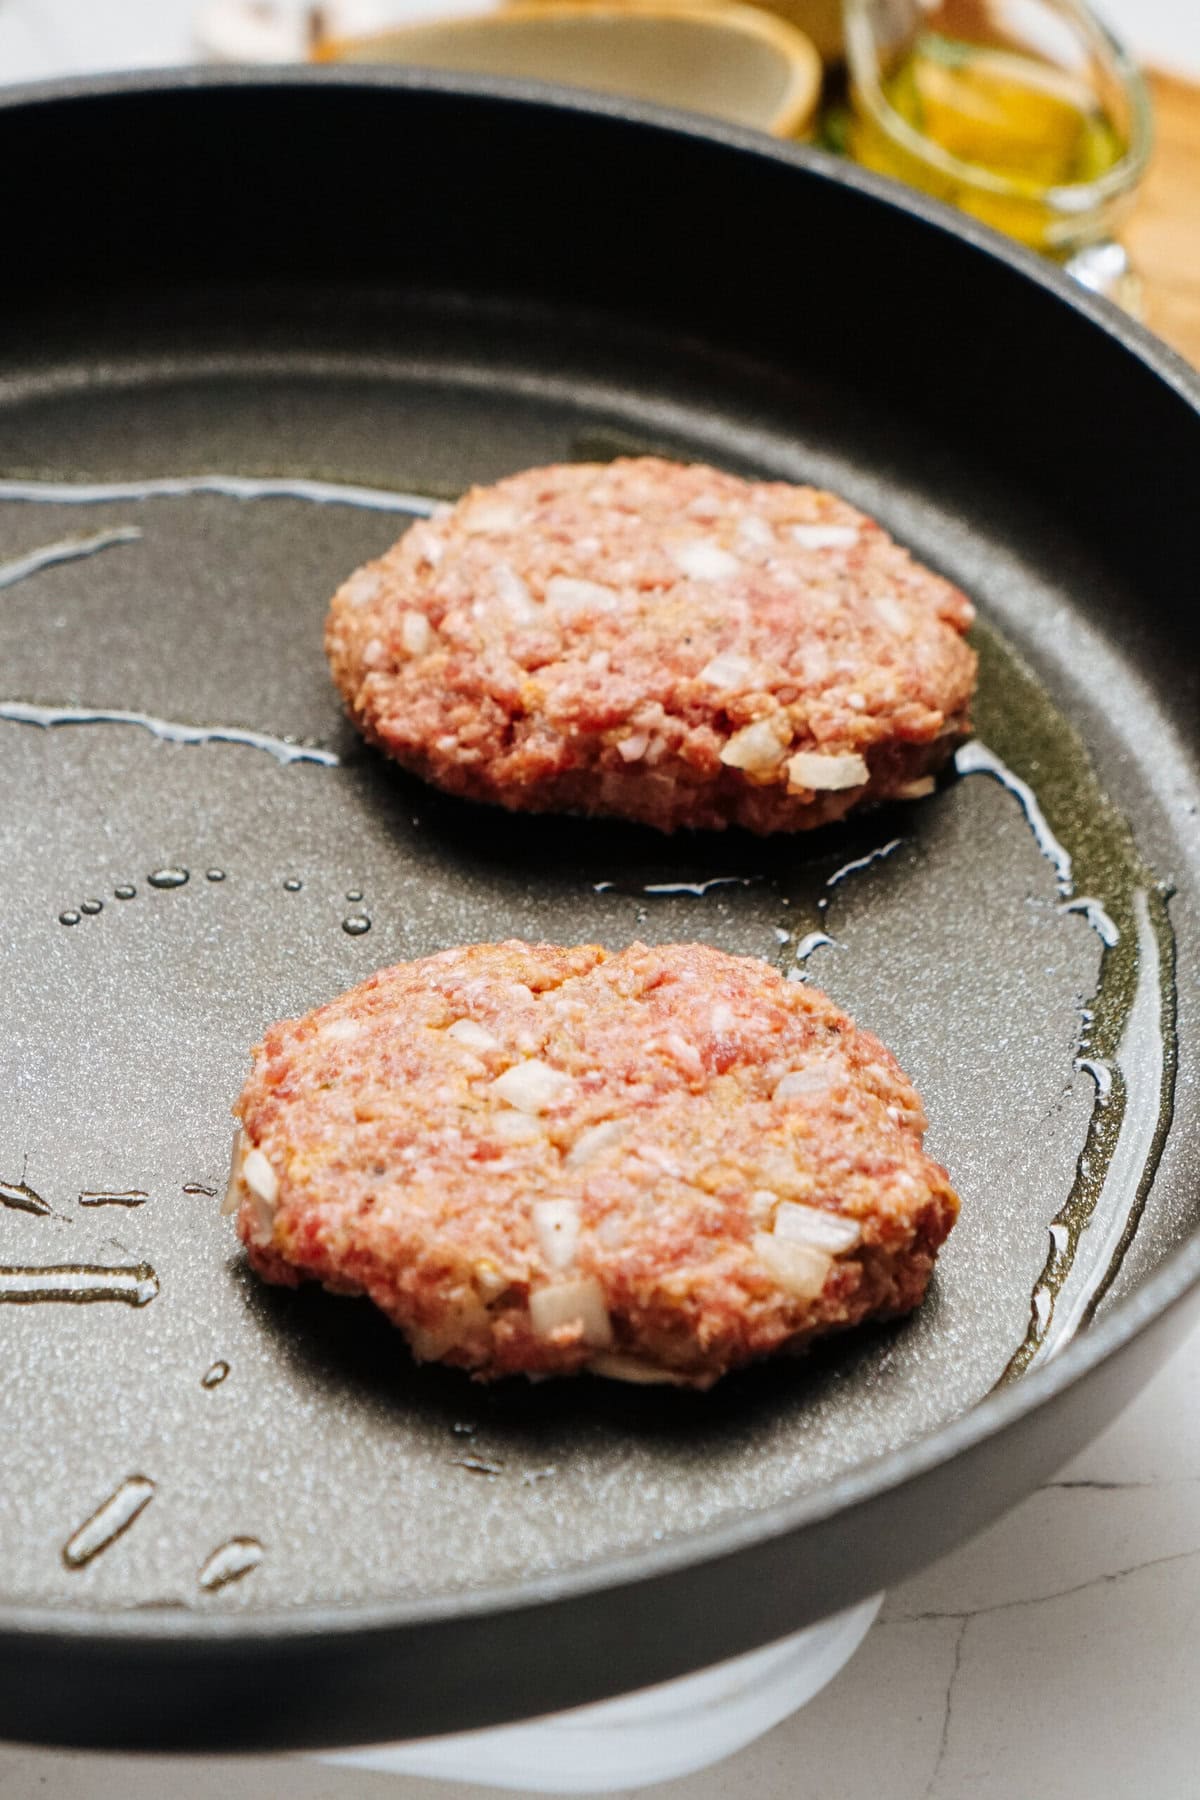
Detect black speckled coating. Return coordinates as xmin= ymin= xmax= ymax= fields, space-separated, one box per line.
xmin=0 ymin=71 xmax=1197 ymax=1754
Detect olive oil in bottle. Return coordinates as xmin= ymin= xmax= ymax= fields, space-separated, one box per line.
xmin=850 ymin=32 xmax=1127 ymax=251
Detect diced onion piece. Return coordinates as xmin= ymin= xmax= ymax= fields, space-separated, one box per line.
xmin=590 ymin=1353 xmax=690 ymax=1387
xmin=400 ymin=611 xmax=433 ymax=656
xmin=720 ymin=719 xmax=789 ymax=773
xmin=773 ymin=1201 xmax=861 ymax=1254
xmin=896 ymin=776 xmax=936 ymax=800
xmin=545 ymin=576 xmax=619 ymax=616
xmin=663 ymin=1032 xmax=703 ymax=1076
xmin=736 ymin=513 xmax=774 ymax=548
xmin=786 ymin=750 xmax=869 ymax=792
xmin=748 ymin=1188 xmax=777 ymax=1222
xmin=616 ymin=732 xmax=648 ymax=763
xmin=698 ymin=651 xmax=758 ymax=690
xmin=791 ymin=523 xmax=860 ymax=550
xmin=221 ymin=1127 xmax=248 ymax=1216
xmin=774 ymin=1063 xmax=838 ymax=1100
xmin=672 ymin=540 xmax=740 ymax=581
xmin=341 ymin=568 xmax=382 ymax=607
xmin=873 ymin=595 xmax=909 ymax=633
xmin=565 ymin=1117 xmax=629 ymax=1169
xmin=491 ymin=562 xmax=538 ymax=620
xmin=491 ymin=1058 xmax=572 ymax=1114
xmin=447 ymin=1017 xmax=500 ymax=1052
xmin=463 ymin=499 xmax=521 ymax=535
xmin=321 ymin=1016 xmax=362 ymax=1043
xmin=494 ymin=1110 xmax=546 ymax=1143
xmin=242 ymin=1146 xmax=278 ymax=1205
xmin=228 ymin=1139 xmax=278 ymax=1247
xmin=473 ymin=1259 xmax=508 ymax=1303
xmin=529 ymin=1276 xmax=613 ymax=1347
xmin=710 ymin=1003 xmax=734 ymax=1033
xmin=752 ymin=1231 xmax=832 ymax=1300
xmin=408 ymin=526 xmax=443 ymax=568
xmin=532 ymin=1199 xmax=581 ymax=1271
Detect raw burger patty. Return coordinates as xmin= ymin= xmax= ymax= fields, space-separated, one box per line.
xmin=325 ymin=457 xmax=977 ymax=834
xmin=227 ymin=940 xmax=959 ymax=1387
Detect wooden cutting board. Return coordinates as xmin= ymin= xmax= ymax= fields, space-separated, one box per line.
xmin=1125 ymin=72 xmax=1200 ymax=367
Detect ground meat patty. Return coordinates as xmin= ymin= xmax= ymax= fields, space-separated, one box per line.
xmin=226 ymin=941 xmax=959 ymax=1387
xmin=325 ymin=458 xmax=977 ymax=834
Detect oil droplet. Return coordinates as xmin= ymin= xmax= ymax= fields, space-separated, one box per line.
xmin=283 ymin=878 xmax=302 ymax=892
xmin=183 ymin=1181 xmax=217 ymax=1197
xmin=198 ymin=1536 xmax=263 ymax=1592
xmin=0 ymin=1174 xmax=51 ymax=1216
xmin=451 ymin=1421 xmax=477 ymax=1437
xmin=1076 ymin=1056 xmax=1114 ymax=1104
xmin=148 ymin=867 xmax=189 ymax=889
xmin=345 ymin=889 xmax=363 ymax=903
xmin=206 ymin=868 xmax=226 ymax=882
xmin=59 ymin=910 xmax=80 ymax=926
xmin=78 ymin=1189 xmax=148 ymax=1208
xmin=201 ymin=1359 xmax=230 ymax=1389
xmin=452 ymin=1456 xmax=503 ymax=1478
xmin=0 ymin=1264 xmax=158 ymax=1305
xmin=114 ymin=884 xmax=136 ymax=900
xmin=80 ymin=898 xmax=103 ymax=916
xmin=63 ymin=1476 xmax=155 ymax=1569
xmin=342 ymin=914 xmax=371 ymax=936
xmin=789 ymin=931 xmax=836 ymax=978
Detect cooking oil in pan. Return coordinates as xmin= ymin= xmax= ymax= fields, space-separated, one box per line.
xmin=762 ymin=610 xmax=1176 ymax=1371
xmin=0 ymin=702 xmax=339 ymax=768
xmin=147 ymin=867 xmax=189 ymax=890
xmin=965 ymin=619 xmax=1176 ymax=1374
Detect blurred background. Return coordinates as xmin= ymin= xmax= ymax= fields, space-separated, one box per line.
xmin=0 ymin=0 xmax=1196 ymax=352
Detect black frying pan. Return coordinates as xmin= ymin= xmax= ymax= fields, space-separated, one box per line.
xmin=0 ymin=69 xmax=1197 ymax=1754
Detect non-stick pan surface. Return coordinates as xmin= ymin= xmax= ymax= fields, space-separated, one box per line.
xmin=0 ymin=71 xmax=1197 ymax=1753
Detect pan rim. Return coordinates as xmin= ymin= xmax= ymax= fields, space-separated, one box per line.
xmin=0 ymin=66 xmax=1197 ymax=1650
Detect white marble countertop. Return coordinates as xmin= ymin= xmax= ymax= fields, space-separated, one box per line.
xmin=1 ymin=4 xmax=1197 ymax=1796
